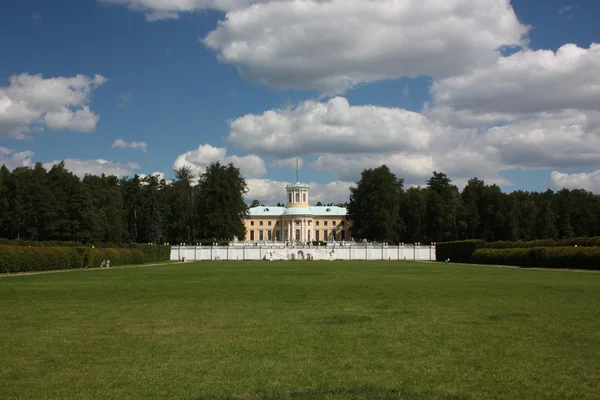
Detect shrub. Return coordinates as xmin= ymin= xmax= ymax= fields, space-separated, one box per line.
xmin=89 ymin=248 xmax=144 ymax=268
xmin=0 ymin=239 xmax=171 ymax=264
xmin=0 ymin=246 xmax=87 ymax=273
xmin=0 ymin=245 xmax=152 ymax=273
xmin=484 ymin=237 xmax=600 ymax=249
xmin=472 ymin=246 xmax=600 ymax=270
xmin=544 ymin=247 xmax=600 ymax=270
xmin=436 ymin=240 xmax=485 ymax=263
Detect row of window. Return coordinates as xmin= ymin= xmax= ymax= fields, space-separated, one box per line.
xmin=250 ymin=219 xmax=344 ymax=226
xmin=248 ymin=229 xmax=346 ymax=241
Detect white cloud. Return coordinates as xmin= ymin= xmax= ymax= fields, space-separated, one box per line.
xmin=228 ymin=97 xmax=443 ymax=157
xmin=246 ymin=178 xmax=351 ymax=204
xmin=551 ymin=170 xmax=600 ymax=193
xmin=116 ymin=91 xmax=133 ymax=107
xmin=430 ymin=43 xmax=600 ymax=120
xmin=42 ymin=159 xmax=140 ymax=178
xmin=0 ymin=73 xmax=107 ymax=139
xmin=173 ymin=144 xmax=267 ymax=178
xmin=112 ymin=138 xmax=148 ymax=152
xmin=558 ymin=5 xmax=574 ymax=14
xmin=0 ymin=147 xmax=34 ymax=170
xmin=270 ymin=157 xmax=303 ymax=169
xmin=203 ymin=0 xmax=528 ymax=94
xmin=98 ymin=0 xmax=262 ymax=20
xmin=227 ymin=95 xmax=600 ymax=186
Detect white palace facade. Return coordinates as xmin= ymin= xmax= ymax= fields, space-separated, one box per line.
xmin=243 ymin=182 xmax=351 ymax=243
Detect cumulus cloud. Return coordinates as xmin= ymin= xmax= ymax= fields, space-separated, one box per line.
xmin=227 ymin=95 xmax=600 ymax=186
xmin=0 ymin=73 xmax=107 ymax=139
xmin=229 ymin=97 xmax=445 ymax=157
xmin=270 ymin=157 xmax=303 ymax=169
xmin=112 ymin=138 xmax=148 ymax=152
xmin=246 ymin=178 xmax=351 ymax=204
xmin=203 ymin=0 xmax=528 ymax=94
xmin=42 ymin=159 xmax=140 ymax=178
xmin=551 ymin=170 xmax=600 ymax=193
xmin=173 ymin=144 xmax=267 ymax=178
xmin=98 ymin=0 xmax=263 ymax=20
xmin=0 ymin=147 xmax=34 ymax=170
xmin=430 ymin=43 xmax=600 ymax=121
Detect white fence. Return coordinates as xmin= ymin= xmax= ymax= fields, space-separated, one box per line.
xmin=170 ymin=244 xmax=436 ymax=261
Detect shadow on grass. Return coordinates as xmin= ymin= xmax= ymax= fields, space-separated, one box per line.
xmin=189 ymin=386 xmax=469 ymax=400
xmin=316 ymin=315 xmax=373 ymax=325
xmin=487 ymin=312 xmax=530 ymax=321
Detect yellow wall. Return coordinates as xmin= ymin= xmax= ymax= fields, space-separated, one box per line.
xmin=243 ymin=216 xmax=351 ymax=241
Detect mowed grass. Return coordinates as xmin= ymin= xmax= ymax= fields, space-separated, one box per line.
xmin=1 ymin=261 xmax=599 ymax=400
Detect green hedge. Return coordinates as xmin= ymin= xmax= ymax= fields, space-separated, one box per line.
xmin=484 ymin=237 xmax=600 ymax=249
xmin=0 ymin=245 xmax=157 ymax=273
xmin=89 ymin=248 xmax=145 ymax=268
xmin=436 ymin=240 xmax=485 ymax=263
xmin=472 ymin=246 xmax=600 ymax=270
xmin=436 ymin=237 xmax=600 ymax=264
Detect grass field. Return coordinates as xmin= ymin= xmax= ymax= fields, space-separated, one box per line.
xmin=1 ymin=261 xmax=599 ymax=400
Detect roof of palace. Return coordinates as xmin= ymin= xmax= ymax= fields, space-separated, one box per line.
xmin=248 ymin=205 xmax=347 ymax=217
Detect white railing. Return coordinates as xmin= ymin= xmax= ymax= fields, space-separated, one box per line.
xmin=170 ymin=244 xmax=436 ymax=261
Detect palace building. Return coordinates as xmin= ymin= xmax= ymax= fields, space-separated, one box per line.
xmin=243 ymin=182 xmax=350 ymax=243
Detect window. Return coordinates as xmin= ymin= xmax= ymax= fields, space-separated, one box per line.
xmin=295 ymin=229 xmax=300 ymax=240
xmin=268 ymin=230 xmax=272 ymax=240
xmin=250 ymin=230 xmax=255 ymax=240
xmin=324 ymin=229 xmax=328 ymax=240
xmin=295 ymin=192 xmax=300 ymax=202
xmin=316 ymin=221 xmax=320 ymax=226
xmin=333 ymin=221 xmax=336 ymax=225
xmin=276 ymin=220 xmax=280 ymax=225
xmin=303 ymin=192 xmax=306 ymax=202
xmin=341 ymin=230 xmax=346 ymax=241
xmin=260 ymin=221 xmax=263 ymax=226
xmin=276 ymin=230 xmax=281 ymax=241
xmin=289 ymin=193 xmax=292 ymax=202
xmin=251 ymin=221 xmax=254 ymax=226
xmin=268 ymin=221 xmax=272 ymax=226
xmin=316 ymin=230 xmax=320 ymax=241
xmin=259 ymin=230 xmax=264 ymax=240
xmin=324 ymin=221 xmax=328 ymax=226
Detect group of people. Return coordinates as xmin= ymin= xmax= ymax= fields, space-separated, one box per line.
xmin=100 ymin=259 xmax=111 ymax=268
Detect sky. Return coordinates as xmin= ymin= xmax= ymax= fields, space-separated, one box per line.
xmin=1 ymin=0 xmax=600 ymax=205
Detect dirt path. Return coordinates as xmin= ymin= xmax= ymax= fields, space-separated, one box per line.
xmin=1 ymin=261 xmax=183 ymax=278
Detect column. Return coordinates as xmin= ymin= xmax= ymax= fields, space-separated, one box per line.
xmin=288 ymin=220 xmax=291 ymax=240
xmin=301 ymin=219 xmax=305 ymax=242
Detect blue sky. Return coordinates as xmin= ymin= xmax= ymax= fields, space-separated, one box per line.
xmin=1 ymin=0 xmax=600 ymax=203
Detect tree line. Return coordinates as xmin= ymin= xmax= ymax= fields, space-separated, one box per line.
xmin=0 ymin=162 xmax=248 ymax=245
xmin=348 ymin=165 xmax=600 ymax=244
xmin=2 ymin=162 xmax=599 ymax=245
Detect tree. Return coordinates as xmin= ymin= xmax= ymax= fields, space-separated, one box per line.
xmin=141 ymin=176 xmax=163 ymax=243
xmin=400 ymin=187 xmax=427 ymax=243
xmin=196 ymin=162 xmax=248 ymax=241
xmin=250 ymin=199 xmax=261 ymax=208
xmin=316 ymin=201 xmax=323 ymax=206
xmin=347 ymin=165 xmax=404 ymax=243
xmin=425 ymin=172 xmax=461 ymax=242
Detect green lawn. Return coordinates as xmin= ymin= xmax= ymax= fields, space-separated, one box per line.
xmin=1 ymin=261 xmax=599 ymax=400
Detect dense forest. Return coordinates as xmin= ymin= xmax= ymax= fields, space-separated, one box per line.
xmin=348 ymin=166 xmax=600 ymax=244
xmin=0 ymin=161 xmax=248 ymax=245
xmin=1 ymin=162 xmax=599 ymax=245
